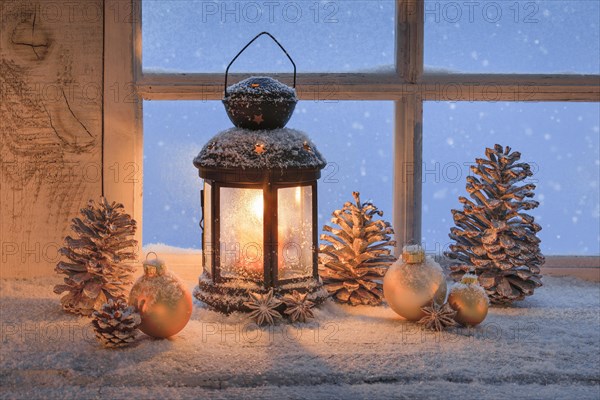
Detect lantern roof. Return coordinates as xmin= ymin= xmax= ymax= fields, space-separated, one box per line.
xmin=225 ymin=76 xmax=297 ymax=101
xmin=194 ymin=127 xmax=326 ymax=170
xmin=223 ymin=77 xmax=298 ymax=130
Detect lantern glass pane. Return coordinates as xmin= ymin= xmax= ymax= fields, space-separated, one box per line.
xmin=142 ymin=1 xmax=395 ymax=73
xmin=219 ymin=187 xmax=264 ymax=280
xmin=203 ymin=181 xmax=212 ymax=277
xmin=278 ymin=186 xmax=313 ymax=280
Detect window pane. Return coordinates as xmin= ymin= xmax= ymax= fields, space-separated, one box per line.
xmin=219 ymin=187 xmax=264 ymax=280
xmin=142 ymin=1 xmax=395 ymax=73
xmin=203 ymin=182 xmax=212 ymax=276
xmin=425 ymin=1 xmax=600 ymax=74
xmin=143 ymin=100 xmax=393 ymax=250
xmin=278 ymin=185 xmax=313 ymax=280
xmin=291 ymin=101 xmax=394 ymax=231
xmin=423 ymin=102 xmax=600 ymax=255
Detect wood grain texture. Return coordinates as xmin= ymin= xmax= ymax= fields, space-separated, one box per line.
xmin=103 ymin=0 xmax=143 ymax=257
xmin=0 ymin=0 xmax=103 ymax=277
xmin=137 ymin=72 xmax=600 ymax=102
xmin=396 ymin=0 xmax=423 ymax=83
xmin=393 ymin=96 xmax=423 ymax=255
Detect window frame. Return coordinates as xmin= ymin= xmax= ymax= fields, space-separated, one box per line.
xmin=103 ymin=0 xmax=600 ymax=263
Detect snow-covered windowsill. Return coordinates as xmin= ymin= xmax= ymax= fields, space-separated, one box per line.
xmin=140 ymin=245 xmax=600 ymax=283
xmin=1 ymin=270 xmax=598 ymax=398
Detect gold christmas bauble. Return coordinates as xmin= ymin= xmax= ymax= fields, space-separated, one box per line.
xmin=383 ymin=245 xmax=447 ymax=321
xmin=129 ymin=255 xmax=193 ymax=339
xmin=448 ymin=274 xmax=489 ymax=326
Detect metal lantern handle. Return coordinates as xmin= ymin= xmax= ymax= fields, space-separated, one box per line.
xmin=224 ymin=31 xmax=297 ymax=97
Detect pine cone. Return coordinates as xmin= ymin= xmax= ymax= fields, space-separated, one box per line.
xmin=445 ymin=145 xmax=544 ymax=305
xmin=91 ymin=299 xmax=141 ymax=348
xmin=319 ymin=192 xmax=397 ymax=306
xmin=54 ymin=197 xmax=138 ymax=316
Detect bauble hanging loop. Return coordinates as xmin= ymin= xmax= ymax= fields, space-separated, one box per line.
xmin=401 ymin=244 xmax=425 ymax=264
xmin=143 ymin=252 xmax=166 ymax=277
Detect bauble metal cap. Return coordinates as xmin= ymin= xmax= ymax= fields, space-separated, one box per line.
xmin=401 ymin=244 xmax=426 ymax=264
xmin=143 ymin=252 xmax=167 ymax=277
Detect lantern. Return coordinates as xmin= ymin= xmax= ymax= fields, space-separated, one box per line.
xmin=193 ymin=32 xmax=328 ymax=313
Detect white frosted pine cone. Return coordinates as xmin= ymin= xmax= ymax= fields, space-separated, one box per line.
xmin=91 ymin=299 xmax=141 ymax=349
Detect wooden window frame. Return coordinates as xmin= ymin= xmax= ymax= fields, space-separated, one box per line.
xmin=103 ymin=0 xmax=600 ymax=270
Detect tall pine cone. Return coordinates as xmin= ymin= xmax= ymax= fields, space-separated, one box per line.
xmin=54 ymin=197 xmax=138 ymax=316
xmin=319 ymin=192 xmax=397 ymax=306
xmin=445 ymin=145 xmax=544 ymax=305
xmin=92 ymin=299 xmax=141 ymax=348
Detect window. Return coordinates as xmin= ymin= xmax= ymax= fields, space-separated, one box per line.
xmin=422 ymin=102 xmax=599 ymax=255
xmin=425 ymin=0 xmax=600 ymax=73
xmin=103 ymin=1 xmax=599 ymax=259
xmin=143 ymin=100 xmax=394 ymax=249
xmin=142 ymin=0 xmax=396 ymax=73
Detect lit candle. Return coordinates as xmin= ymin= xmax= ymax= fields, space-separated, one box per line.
xmin=220 ymin=188 xmax=265 ymax=280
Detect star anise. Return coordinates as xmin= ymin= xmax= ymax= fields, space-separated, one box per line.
xmin=282 ymin=291 xmax=315 ymax=323
xmin=417 ymin=302 xmax=457 ymax=331
xmin=244 ymin=289 xmax=282 ymax=326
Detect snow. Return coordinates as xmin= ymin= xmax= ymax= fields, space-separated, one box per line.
xmin=143 ymin=244 xmax=202 ymax=255
xmin=1 ymin=275 xmax=599 ymax=399
xmin=194 ymin=127 xmax=327 ymax=170
xmin=403 ymin=244 xmax=424 ymax=254
xmin=131 ymin=271 xmax=186 ymax=310
xmin=225 ymin=77 xmax=296 ymax=100
xmin=449 ymin=281 xmax=489 ymax=301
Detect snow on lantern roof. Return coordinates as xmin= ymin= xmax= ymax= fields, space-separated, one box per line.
xmin=223 ymin=76 xmax=298 ymax=130
xmin=225 ymin=76 xmax=297 ymax=101
xmin=193 ymin=127 xmax=327 ymax=170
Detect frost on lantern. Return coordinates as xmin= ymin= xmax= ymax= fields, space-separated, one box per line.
xmin=278 ymin=186 xmax=314 ymax=280
xmin=216 ymin=185 xmax=313 ymax=282
xmin=193 ymin=127 xmax=327 ymax=313
xmin=219 ymin=187 xmax=265 ymax=280
xmin=192 ymin=32 xmax=328 ymax=313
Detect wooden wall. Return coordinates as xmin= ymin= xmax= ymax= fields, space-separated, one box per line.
xmin=1 ymin=0 xmax=104 ymax=277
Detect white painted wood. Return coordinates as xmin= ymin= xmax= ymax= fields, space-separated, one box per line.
xmin=153 ymin=253 xmax=600 ymax=282
xmin=137 ymin=72 xmax=600 ymax=102
xmin=396 ymin=0 xmax=423 ymax=83
xmin=420 ymin=74 xmax=600 ymax=101
xmin=392 ymin=0 xmax=424 ymax=252
xmin=103 ymin=0 xmax=143 ymax=258
xmin=542 ymin=256 xmax=600 ymax=281
xmin=393 ymin=96 xmax=423 ymax=255
xmin=0 ymin=0 xmax=103 ymax=278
